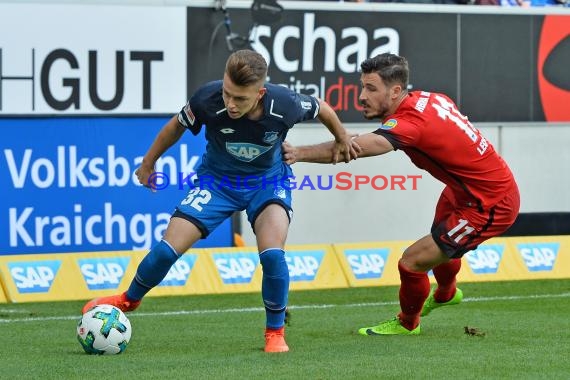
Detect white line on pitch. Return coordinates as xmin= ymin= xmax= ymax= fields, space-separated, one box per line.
xmin=0 ymin=292 xmax=568 ymax=324
xmin=0 ymin=309 xmax=28 ymax=313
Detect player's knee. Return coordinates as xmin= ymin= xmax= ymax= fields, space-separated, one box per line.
xmin=399 ymin=257 xmax=431 ymax=273
xmin=402 ymin=255 xmax=445 ymax=272
xmin=259 ymin=248 xmax=288 ymax=277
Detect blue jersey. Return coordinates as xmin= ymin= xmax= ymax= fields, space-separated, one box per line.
xmin=177 ymin=81 xmax=320 ymax=183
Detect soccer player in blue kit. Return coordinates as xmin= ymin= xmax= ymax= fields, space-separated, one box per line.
xmin=82 ymin=49 xmax=358 ymax=353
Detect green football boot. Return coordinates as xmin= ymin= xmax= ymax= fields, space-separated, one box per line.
xmin=358 ymin=317 xmax=420 ymax=336
xmin=421 ymin=288 xmax=463 ymax=317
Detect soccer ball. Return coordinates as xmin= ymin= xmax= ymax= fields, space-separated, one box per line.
xmin=77 ymin=304 xmax=132 ymax=355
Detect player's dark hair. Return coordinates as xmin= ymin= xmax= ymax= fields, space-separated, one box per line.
xmin=225 ymin=49 xmax=268 ymax=87
xmin=360 ymin=53 xmax=409 ymax=89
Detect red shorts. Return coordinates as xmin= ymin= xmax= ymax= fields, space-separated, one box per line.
xmin=431 ymin=186 xmax=520 ymax=258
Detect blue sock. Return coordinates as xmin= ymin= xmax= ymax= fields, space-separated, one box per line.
xmin=126 ymin=240 xmax=180 ymax=301
xmin=259 ymin=248 xmax=289 ymax=329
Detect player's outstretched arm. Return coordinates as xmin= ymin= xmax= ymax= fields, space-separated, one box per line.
xmin=352 ymin=133 xmax=394 ymax=158
xmin=282 ymin=140 xmax=338 ymax=164
xmin=135 ymin=115 xmax=186 ymax=190
xmin=282 ymin=133 xmax=392 ymax=165
xmin=316 ymin=99 xmax=359 ymax=163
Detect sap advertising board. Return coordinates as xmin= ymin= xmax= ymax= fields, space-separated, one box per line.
xmin=0 ymin=5 xmax=232 ymax=254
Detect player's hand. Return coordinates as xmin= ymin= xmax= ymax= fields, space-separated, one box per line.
xmin=349 ymin=133 xmax=362 ymax=157
xmin=333 ymin=134 xmax=361 ymax=164
xmin=282 ymin=141 xmax=298 ymax=165
xmin=135 ymin=164 xmax=157 ymax=192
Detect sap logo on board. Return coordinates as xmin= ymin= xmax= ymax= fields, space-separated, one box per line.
xmin=517 ymin=243 xmax=559 ymax=272
xmin=78 ymin=257 xmax=130 ymax=290
xmin=465 ymin=244 xmax=505 ymax=274
xmin=159 ymin=255 xmax=198 ymax=287
xmin=8 ymin=260 xmax=61 ymax=293
xmin=213 ymin=253 xmax=259 ymax=284
xmin=286 ymin=250 xmax=324 ymax=281
xmin=344 ymin=248 xmax=389 ymax=279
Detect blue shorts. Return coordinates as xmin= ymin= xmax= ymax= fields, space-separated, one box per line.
xmin=172 ymin=174 xmax=293 ymax=238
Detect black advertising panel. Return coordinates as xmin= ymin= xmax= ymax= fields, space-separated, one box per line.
xmin=187 ymin=5 xmax=570 ymax=123
xmin=187 ymin=7 xmax=456 ymax=123
xmin=382 ymin=12 xmax=458 ymax=101
xmin=532 ymin=16 xmax=546 ymax=122
xmin=460 ymin=15 xmax=538 ymax=122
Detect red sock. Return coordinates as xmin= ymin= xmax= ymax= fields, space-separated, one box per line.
xmin=397 ymin=261 xmax=430 ymax=330
xmin=432 ymin=259 xmax=461 ymax=303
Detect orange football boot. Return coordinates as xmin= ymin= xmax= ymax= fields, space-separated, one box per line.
xmin=82 ymin=291 xmax=141 ymax=314
xmin=264 ymin=326 xmax=289 ymax=353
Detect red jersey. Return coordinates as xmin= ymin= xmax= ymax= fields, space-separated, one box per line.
xmin=373 ymin=91 xmax=517 ymax=210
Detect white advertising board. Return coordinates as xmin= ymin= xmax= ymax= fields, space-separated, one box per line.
xmin=0 ymin=4 xmax=186 ymax=114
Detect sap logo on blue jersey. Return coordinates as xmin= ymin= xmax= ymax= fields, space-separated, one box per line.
xmin=79 ymin=257 xmax=130 ymax=290
xmin=159 ymin=255 xmax=198 ymax=287
xmin=465 ymin=244 xmax=504 ymax=274
xmin=286 ymin=251 xmax=324 ymax=281
xmin=226 ymin=142 xmax=272 ymax=162
xmin=517 ymin=243 xmax=559 ymax=272
xmin=8 ymin=260 xmax=61 ymax=293
xmin=344 ymin=248 xmax=389 ymax=279
xmin=214 ymin=252 xmax=259 ymax=284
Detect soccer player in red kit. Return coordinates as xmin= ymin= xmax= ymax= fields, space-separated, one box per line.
xmin=282 ymin=53 xmax=520 ymax=335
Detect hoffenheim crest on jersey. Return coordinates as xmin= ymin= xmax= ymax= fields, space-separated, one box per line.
xmin=263 ymin=131 xmax=279 ymax=144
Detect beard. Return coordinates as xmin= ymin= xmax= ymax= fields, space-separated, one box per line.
xmin=361 ymin=103 xmax=389 ymax=120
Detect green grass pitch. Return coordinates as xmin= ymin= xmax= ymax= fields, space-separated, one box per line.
xmin=1 ymin=279 xmax=569 ymax=379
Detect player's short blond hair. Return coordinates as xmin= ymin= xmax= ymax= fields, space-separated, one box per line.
xmin=225 ymin=49 xmax=267 ymax=87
